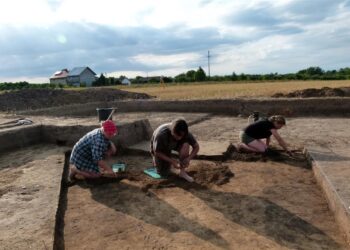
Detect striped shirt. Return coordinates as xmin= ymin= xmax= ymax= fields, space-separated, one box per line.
xmin=70 ymin=128 xmax=111 ymax=173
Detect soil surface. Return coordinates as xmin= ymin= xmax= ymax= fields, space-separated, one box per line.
xmin=1 ymin=111 xmax=349 ymax=249
xmin=0 ymin=145 xmax=68 ymax=250
xmin=0 ymin=88 xmax=151 ymax=111
xmin=64 ymin=152 xmax=346 ymax=250
xmin=272 ymin=86 xmax=350 ymax=98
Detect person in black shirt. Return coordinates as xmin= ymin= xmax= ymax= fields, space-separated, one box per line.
xmin=150 ymin=118 xmax=200 ymax=182
xmin=239 ymin=115 xmax=292 ymax=155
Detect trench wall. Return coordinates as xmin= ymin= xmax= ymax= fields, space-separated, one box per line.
xmin=19 ymin=98 xmax=350 ymax=117
xmin=0 ymin=119 xmax=153 ymax=152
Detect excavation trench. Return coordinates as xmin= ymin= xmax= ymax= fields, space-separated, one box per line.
xmin=0 ymin=116 xmax=347 ymax=249
xmin=52 ymin=145 xmax=346 ymax=250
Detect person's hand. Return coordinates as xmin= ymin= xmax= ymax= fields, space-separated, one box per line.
xmin=181 ymin=157 xmax=191 ymax=168
xmin=171 ymin=159 xmax=181 ymax=169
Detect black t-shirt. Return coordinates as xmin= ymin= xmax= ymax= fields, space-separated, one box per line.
xmin=152 ymin=123 xmax=197 ymax=155
xmin=244 ymin=120 xmax=275 ymax=139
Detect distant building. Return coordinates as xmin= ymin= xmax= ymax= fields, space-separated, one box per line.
xmin=49 ymin=69 xmax=69 ymax=84
xmin=121 ymin=78 xmax=131 ymax=85
xmin=49 ymin=67 xmax=97 ymax=87
xmin=66 ymin=67 xmax=97 ymax=87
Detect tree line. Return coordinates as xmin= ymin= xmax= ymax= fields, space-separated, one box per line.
xmin=0 ymin=81 xmax=62 ymax=91
xmin=174 ymin=66 xmax=350 ymax=82
xmin=1 ymin=66 xmax=350 ymax=90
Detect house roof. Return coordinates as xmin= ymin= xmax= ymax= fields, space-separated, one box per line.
xmin=68 ymin=67 xmax=96 ymax=76
xmin=50 ymin=69 xmax=69 ymax=79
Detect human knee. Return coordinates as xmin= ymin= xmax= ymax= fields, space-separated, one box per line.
xmin=257 ymin=147 xmax=267 ymax=153
xmin=179 ymin=143 xmax=190 ymax=157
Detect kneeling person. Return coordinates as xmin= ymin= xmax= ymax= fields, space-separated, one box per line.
xmin=151 ymin=119 xmax=200 ymax=182
xmin=239 ymin=115 xmax=292 ymax=155
xmin=69 ymin=120 xmax=118 ymax=180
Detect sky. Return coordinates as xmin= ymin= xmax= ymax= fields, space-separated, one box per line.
xmin=0 ymin=0 xmax=350 ymax=82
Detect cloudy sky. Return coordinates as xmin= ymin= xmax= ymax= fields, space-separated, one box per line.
xmin=1 ymin=0 xmax=350 ymax=82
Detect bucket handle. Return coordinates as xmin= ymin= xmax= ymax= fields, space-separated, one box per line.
xmin=106 ymin=108 xmax=117 ymax=121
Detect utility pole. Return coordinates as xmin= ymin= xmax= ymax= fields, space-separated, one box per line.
xmin=207 ymin=50 xmax=211 ymax=79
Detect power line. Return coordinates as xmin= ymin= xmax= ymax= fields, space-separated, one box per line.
xmin=207 ymin=50 xmax=211 ymax=78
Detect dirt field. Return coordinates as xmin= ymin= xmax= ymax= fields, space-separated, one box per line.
xmin=2 ymin=81 xmax=349 ymax=112
xmin=119 ymin=80 xmax=350 ymax=100
xmin=63 ymin=149 xmax=347 ymax=250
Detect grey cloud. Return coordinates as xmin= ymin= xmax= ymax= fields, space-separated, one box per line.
xmin=224 ymin=0 xmax=349 ymax=32
xmin=284 ymin=0 xmax=346 ymax=23
xmin=0 ymin=22 xmax=240 ymax=78
xmin=237 ymin=23 xmax=350 ymax=74
xmin=223 ymin=5 xmax=303 ymax=40
xmin=226 ymin=6 xmax=281 ymax=27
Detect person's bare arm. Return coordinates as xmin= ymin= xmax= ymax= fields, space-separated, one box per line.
xmin=98 ymin=160 xmax=115 ymax=175
xmin=189 ymin=143 xmax=200 ymax=159
xmin=110 ymin=142 xmax=117 ymax=155
xmin=182 ymin=143 xmax=200 ymax=167
xmin=271 ymin=129 xmax=292 ymax=154
xmin=266 ymin=137 xmax=271 ymax=147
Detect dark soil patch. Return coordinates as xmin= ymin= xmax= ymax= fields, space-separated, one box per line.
xmin=81 ymin=145 xmax=308 ymax=190
xmin=83 ymin=160 xmax=235 ymax=191
xmin=223 ymin=144 xmax=309 ymax=168
xmin=0 ymin=88 xmax=152 ymax=111
xmin=272 ymin=86 xmax=350 ymax=98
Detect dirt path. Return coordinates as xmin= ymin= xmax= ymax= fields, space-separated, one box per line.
xmin=64 ymin=153 xmax=347 ymax=249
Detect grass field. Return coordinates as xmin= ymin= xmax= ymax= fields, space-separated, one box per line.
xmin=117 ymin=80 xmax=350 ymax=100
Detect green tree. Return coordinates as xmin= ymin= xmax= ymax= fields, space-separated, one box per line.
xmin=186 ymin=70 xmax=196 ymax=81
xmin=174 ymin=73 xmax=187 ymax=82
xmin=195 ymin=67 xmax=206 ymax=81
xmin=93 ymin=73 xmax=107 ymax=86
xmin=231 ymin=72 xmax=238 ymax=81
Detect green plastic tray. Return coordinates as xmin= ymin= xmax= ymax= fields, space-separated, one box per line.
xmin=144 ymin=167 xmax=165 ymax=179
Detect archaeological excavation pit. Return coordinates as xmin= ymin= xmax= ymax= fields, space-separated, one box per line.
xmin=1 ymin=109 xmax=349 ymax=249
xmin=54 ymin=145 xmax=346 ymax=250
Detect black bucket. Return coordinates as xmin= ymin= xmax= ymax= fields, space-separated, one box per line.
xmin=96 ymin=108 xmax=114 ymax=121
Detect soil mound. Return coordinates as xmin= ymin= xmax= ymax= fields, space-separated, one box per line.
xmin=272 ymin=86 xmax=350 ymax=98
xmin=0 ymin=88 xmax=151 ymax=111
